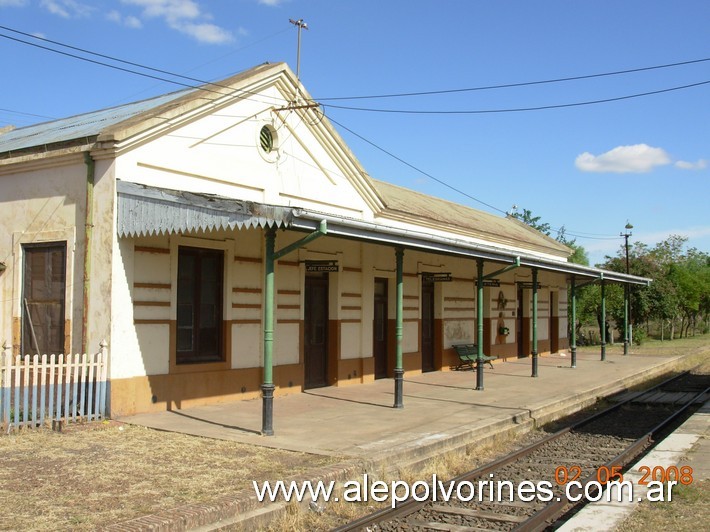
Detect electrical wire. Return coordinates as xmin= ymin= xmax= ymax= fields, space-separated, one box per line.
xmin=321 ymin=80 xmax=710 ymax=115
xmin=327 ymin=114 xmax=622 ymax=242
xmin=314 ymin=56 xmax=710 ymax=101
xmin=0 ymin=24 xmax=646 ymax=242
xmin=0 ymin=26 xmax=289 ymax=106
xmin=0 ymin=108 xmax=56 ymax=120
xmin=327 ymin=114 xmax=514 ymax=215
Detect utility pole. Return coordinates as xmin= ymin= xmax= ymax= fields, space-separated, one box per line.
xmin=289 ymin=18 xmax=308 ymax=101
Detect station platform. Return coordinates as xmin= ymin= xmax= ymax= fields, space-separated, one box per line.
xmin=122 ymin=349 xmax=686 ymax=461
xmin=115 ymin=347 xmax=707 ymax=531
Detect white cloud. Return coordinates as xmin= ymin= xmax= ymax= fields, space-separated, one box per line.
xmin=179 ymin=22 xmax=233 ymax=44
xmin=575 ymin=144 xmax=671 ymax=174
xmin=258 ymin=0 xmax=286 ymax=5
xmin=0 ymin=0 xmax=29 ymax=7
xmin=40 ymin=0 xmax=94 ymax=18
xmin=121 ymin=0 xmax=233 ymax=43
xmin=107 ymin=9 xmax=143 ymax=28
xmin=675 ymin=159 xmax=707 ymax=170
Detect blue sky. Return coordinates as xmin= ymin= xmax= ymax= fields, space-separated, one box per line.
xmin=1 ymin=0 xmax=708 ymax=265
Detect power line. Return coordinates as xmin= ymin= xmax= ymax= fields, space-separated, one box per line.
xmin=0 ymin=108 xmax=56 ymax=120
xmin=321 ymin=79 xmax=710 ymax=115
xmin=327 ymin=114 xmax=514 ymax=215
xmin=0 ymin=25 xmax=288 ymax=106
xmin=327 ymin=114 xmax=621 ymax=242
xmin=315 ymin=56 xmax=710 ymax=101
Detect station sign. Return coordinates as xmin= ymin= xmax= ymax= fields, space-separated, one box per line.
xmin=517 ymin=281 xmax=542 ymax=289
xmin=422 ymin=272 xmax=452 ymax=283
xmin=305 ymin=260 xmax=339 ymax=273
xmin=482 ymin=279 xmax=500 ymax=287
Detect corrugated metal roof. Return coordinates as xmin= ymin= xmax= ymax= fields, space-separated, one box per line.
xmin=117 ymin=181 xmax=295 ymax=238
xmin=0 ymin=90 xmax=194 ymax=154
xmin=372 ymin=179 xmax=572 ymax=258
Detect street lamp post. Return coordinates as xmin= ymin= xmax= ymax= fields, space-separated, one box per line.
xmin=621 ymin=222 xmax=633 ymax=355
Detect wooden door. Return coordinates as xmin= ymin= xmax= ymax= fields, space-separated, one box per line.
xmin=421 ymin=278 xmax=435 ymax=372
xmin=373 ymin=278 xmax=388 ymax=379
xmin=22 ymin=242 xmax=66 ymax=355
xmin=304 ymin=274 xmax=329 ymax=389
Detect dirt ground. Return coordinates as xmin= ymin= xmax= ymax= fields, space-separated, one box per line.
xmin=0 ymin=423 xmax=338 ymax=530
xmin=0 ymin=334 xmax=708 ymax=530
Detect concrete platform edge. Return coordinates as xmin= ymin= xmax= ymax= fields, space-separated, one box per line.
xmin=104 ymin=355 xmax=686 ymax=531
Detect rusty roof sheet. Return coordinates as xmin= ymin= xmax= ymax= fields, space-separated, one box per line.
xmin=117 ymin=181 xmax=295 ymax=238
xmin=372 ymin=179 xmax=572 ymax=258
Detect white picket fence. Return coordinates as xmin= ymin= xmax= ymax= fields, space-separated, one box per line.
xmin=0 ymin=340 xmax=108 ymax=432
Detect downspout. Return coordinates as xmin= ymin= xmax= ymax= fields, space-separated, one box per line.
xmin=82 ymin=152 xmax=95 ymax=355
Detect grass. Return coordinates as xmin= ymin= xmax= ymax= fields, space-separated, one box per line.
xmin=617 ymin=481 xmax=710 ymax=531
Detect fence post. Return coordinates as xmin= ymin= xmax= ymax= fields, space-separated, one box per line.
xmin=98 ymin=339 xmax=108 ymax=419
xmin=1 ymin=341 xmax=9 ymax=429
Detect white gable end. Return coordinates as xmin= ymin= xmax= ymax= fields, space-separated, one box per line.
xmin=112 ymin=75 xmax=379 ymax=221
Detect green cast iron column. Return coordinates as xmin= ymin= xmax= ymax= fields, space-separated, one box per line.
xmin=531 ymin=268 xmax=539 ymax=377
xmin=261 ymin=227 xmax=276 ymax=436
xmin=476 ymin=259 xmax=485 ymax=390
xmin=623 ymin=284 xmax=629 ymax=355
xmin=570 ymin=276 xmax=577 ymax=368
xmin=393 ymin=247 xmax=404 ymax=408
xmin=600 ymin=279 xmax=607 ymax=361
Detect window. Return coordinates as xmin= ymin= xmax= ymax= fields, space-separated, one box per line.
xmin=22 ymin=242 xmax=66 ymax=355
xmin=176 ymin=247 xmax=224 ymax=364
xmin=257 ymin=124 xmax=279 ymax=162
xmin=259 ymin=125 xmax=274 ymax=153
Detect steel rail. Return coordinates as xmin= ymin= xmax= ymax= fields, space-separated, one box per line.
xmin=333 ymin=370 xmax=696 ymax=532
xmin=514 ymin=384 xmax=710 ymax=532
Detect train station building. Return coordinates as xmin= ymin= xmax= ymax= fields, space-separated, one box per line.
xmin=0 ymin=63 xmax=649 ymax=426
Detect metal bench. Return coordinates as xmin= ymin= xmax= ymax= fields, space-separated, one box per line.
xmin=452 ymin=343 xmax=497 ymax=370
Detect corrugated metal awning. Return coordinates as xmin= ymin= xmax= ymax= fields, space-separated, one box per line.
xmin=116 ymin=181 xmax=295 ymax=237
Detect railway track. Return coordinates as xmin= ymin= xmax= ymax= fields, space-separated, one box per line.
xmin=334 ymin=371 xmax=710 ymax=532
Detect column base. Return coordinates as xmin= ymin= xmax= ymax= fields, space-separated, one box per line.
xmin=261 ymin=383 xmax=275 ymax=436
xmin=393 ymin=369 xmax=404 ymax=408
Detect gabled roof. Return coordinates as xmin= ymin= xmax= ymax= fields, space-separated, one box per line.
xmin=372 ymin=179 xmax=572 ymax=258
xmin=0 ymin=63 xmax=280 ymax=157
xmin=0 ymin=88 xmax=194 ymax=156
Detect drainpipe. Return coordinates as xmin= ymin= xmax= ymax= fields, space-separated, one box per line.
xmin=82 ymin=152 xmax=95 ymax=355
xmin=570 ymin=276 xmax=577 ymax=369
xmin=531 ymin=268 xmax=539 ymax=378
xmin=393 ymin=247 xmax=404 ymax=408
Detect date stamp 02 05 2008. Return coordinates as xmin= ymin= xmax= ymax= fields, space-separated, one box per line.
xmin=554 ymin=464 xmax=694 ymax=502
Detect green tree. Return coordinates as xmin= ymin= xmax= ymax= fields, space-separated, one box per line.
xmin=600 ymin=235 xmax=710 ymax=340
xmin=510 ymin=208 xmax=551 ymax=235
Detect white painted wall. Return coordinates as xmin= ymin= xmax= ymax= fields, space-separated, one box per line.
xmin=0 ymin=158 xmax=85 ymax=354
xmin=114 ymin=84 xmax=376 ymax=223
